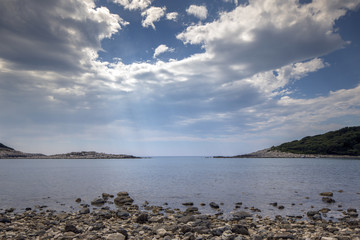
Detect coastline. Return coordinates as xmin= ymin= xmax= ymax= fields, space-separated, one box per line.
xmin=1 ymin=193 xmax=359 ymax=239
xmin=214 ymin=148 xmax=360 ymax=159
xmin=0 ymin=150 xmax=141 ymax=159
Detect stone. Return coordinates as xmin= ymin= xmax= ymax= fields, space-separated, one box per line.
xmin=0 ymin=217 xmax=11 ymax=223
xmin=322 ymin=197 xmax=336 ymax=203
xmin=135 ymin=212 xmax=148 ymax=224
xmin=75 ymin=198 xmax=81 ymax=203
xmin=102 ymin=193 xmax=111 ymax=200
xmin=320 ymin=192 xmax=333 ymax=197
xmin=156 ymin=228 xmax=167 ymax=237
xmin=64 ymin=223 xmax=81 ymax=233
xmin=307 ymin=211 xmax=319 ymax=217
xmin=105 ymin=233 xmax=126 ymax=240
xmin=270 ymin=202 xmax=278 ymax=207
xmin=231 ymin=225 xmax=249 ymax=235
xmin=232 ymin=211 xmax=252 ymax=220
xmin=91 ymin=197 xmax=105 ymax=205
xmin=182 ymin=202 xmax=194 ymax=206
xmin=79 ymin=207 xmax=90 ymax=214
xmin=114 ymin=194 xmax=134 ymax=206
xmin=210 ymin=202 xmax=220 ymax=209
xmin=116 ymin=210 xmax=130 ymax=219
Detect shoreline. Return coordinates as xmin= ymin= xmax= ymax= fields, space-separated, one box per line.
xmin=1 ymin=193 xmax=359 ymax=239
xmin=214 ymin=149 xmax=360 ymax=159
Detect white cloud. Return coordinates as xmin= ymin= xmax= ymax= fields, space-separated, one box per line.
xmin=153 ymin=44 xmax=174 ymax=58
xmin=186 ymin=5 xmax=208 ymax=20
xmin=178 ymin=0 xmax=360 ymax=75
xmin=166 ymin=12 xmax=178 ymax=21
xmin=112 ymin=0 xmax=152 ymax=11
xmin=141 ymin=6 xmax=166 ymax=29
xmin=1 ymin=0 xmax=360 ymax=155
xmin=223 ymin=0 xmax=238 ymax=5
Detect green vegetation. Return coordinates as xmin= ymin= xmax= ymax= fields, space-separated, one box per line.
xmin=271 ymin=127 xmax=360 ymax=156
xmin=0 ymin=143 xmax=14 ymax=151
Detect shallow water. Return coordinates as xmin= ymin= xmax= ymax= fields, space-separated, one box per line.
xmin=0 ymin=157 xmax=359 ymax=218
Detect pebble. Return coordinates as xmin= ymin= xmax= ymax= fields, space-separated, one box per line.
xmin=1 ymin=192 xmax=359 ymax=240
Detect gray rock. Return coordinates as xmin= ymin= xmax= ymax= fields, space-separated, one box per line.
xmin=231 ymin=225 xmax=249 ymax=235
xmin=64 ymin=223 xmax=81 ymax=233
xmin=91 ymin=197 xmax=105 ymax=205
xmin=105 ymin=233 xmax=126 ymax=240
xmin=0 ymin=217 xmax=11 ymax=223
xmin=210 ymin=202 xmax=220 ymax=209
xmin=79 ymin=207 xmax=90 ymax=214
xmin=116 ymin=210 xmax=130 ymax=219
xmin=232 ymin=211 xmax=252 ymax=220
xmin=322 ymin=197 xmax=336 ymax=203
xmin=135 ymin=212 xmax=148 ymax=224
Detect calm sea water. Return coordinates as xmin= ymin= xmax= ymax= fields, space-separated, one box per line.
xmin=0 ymin=157 xmax=359 ymax=218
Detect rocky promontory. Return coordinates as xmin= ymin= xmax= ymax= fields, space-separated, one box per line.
xmin=214 ymin=148 xmax=360 ymax=159
xmin=0 ymin=143 xmax=140 ymax=159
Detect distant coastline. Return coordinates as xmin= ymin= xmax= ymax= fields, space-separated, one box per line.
xmin=0 ymin=143 xmax=140 ymax=159
xmin=214 ymin=148 xmax=360 ymax=159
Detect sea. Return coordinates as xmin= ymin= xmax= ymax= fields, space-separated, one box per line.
xmin=0 ymin=157 xmax=359 ymax=218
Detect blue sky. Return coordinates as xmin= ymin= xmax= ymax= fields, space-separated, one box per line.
xmin=0 ymin=0 xmax=360 ymax=156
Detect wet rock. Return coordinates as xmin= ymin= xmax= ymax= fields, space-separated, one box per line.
xmin=307 ymin=211 xmax=319 ymax=217
xmin=270 ymin=202 xmax=278 ymax=207
xmin=322 ymin=197 xmax=336 ymax=203
xmin=75 ymin=198 xmax=81 ymax=203
xmin=91 ymin=197 xmax=105 ymax=205
xmin=278 ymin=205 xmax=285 ymax=210
xmin=232 ymin=211 xmax=252 ymax=220
xmin=114 ymin=192 xmax=134 ymax=206
xmin=209 ymin=202 xmax=220 ymax=209
xmin=102 ymin=193 xmax=111 ymax=200
xmin=79 ymin=207 xmax=90 ymax=214
xmin=116 ymin=210 xmax=130 ymax=219
xmin=182 ymin=202 xmax=194 ymax=206
xmin=320 ymin=192 xmax=334 ymax=197
xmin=185 ymin=207 xmax=200 ymax=215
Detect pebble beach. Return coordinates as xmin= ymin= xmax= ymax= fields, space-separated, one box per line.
xmin=1 ymin=192 xmax=359 ymax=240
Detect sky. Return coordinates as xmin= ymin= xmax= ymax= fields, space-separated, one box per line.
xmin=0 ymin=0 xmax=360 ymax=156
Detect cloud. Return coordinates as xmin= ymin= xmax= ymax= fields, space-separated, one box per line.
xmin=1 ymin=0 xmax=360 ymax=155
xmin=0 ymin=0 xmax=127 ymax=72
xmin=112 ymin=0 xmax=152 ymax=11
xmin=153 ymin=44 xmax=174 ymax=58
xmin=223 ymin=0 xmax=239 ymax=5
xmin=141 ymin=6 xmax=166 ymax=29
xmin=166 ymin=12 xmax=179 ymax=21
xmin=186 ymin=5 xmax=208 ymax=20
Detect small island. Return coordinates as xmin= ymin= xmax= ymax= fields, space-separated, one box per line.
xmin=0 ymin=143 xmax=140 ymax=159
xmin=215 ymin=126 xmax=360 ymax=159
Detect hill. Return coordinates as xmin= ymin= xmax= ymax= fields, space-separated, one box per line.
xmin=215 ymin=126 xmax=360 ymax=158
xmin=0 ymin=143 xmax=140 ymax=159
xmin=0 ymin=143 xmax=14 ymax=151
xmin=271 ymin=126 xmax=360 ymax=156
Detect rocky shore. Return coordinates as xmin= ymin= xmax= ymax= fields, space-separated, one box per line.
xmin=1 ymin=192 xmax=359 ymax=240
xmin=0 ymin=144 xmax=140 ymax=159
xmin=214 ymin=149 xmax=360 ymax=159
